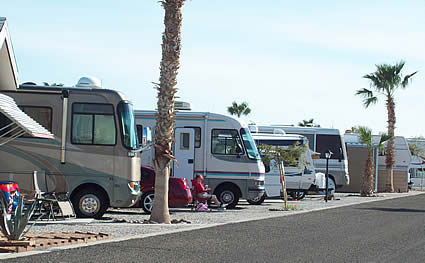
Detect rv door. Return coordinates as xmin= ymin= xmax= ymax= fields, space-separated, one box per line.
xmin=173 ymin=128 xmax=195 ymax=183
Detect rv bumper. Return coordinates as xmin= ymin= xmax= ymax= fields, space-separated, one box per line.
xmin=111 ymin=181 xmax=142 ymax=208
xmin=247 ymin=179 xmax=265 ymax=200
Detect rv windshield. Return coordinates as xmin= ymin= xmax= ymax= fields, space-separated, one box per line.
xmin=118 ymin=102 xmax=138 ymax=150
xmin=240 ymin=128 xmax=261 ymax=160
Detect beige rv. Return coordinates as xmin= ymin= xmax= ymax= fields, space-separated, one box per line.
xmin=0 ymin=78 xmax=141 ymax=218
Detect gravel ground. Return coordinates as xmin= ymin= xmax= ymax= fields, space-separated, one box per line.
xmin=25 ymin=191 xmax=424 ymax=240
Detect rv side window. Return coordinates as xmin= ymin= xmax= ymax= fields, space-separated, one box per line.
xmin=316 ymin=134 xmax=343 ymax=160
xmin=71 ymin=103 xmax=116 ymax=145
xmin=287 ymin=132 xmax=314 ymax=150
xmin=211 ymin=129 xmax=244 ymax=155
xmin=20 ymin=106 xmax=53 ymax=134
xmin=184 ymin=126 xmax=201 ymax=148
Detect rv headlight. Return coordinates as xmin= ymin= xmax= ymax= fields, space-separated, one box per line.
xmin=128 ymin=181 xmax=140 ymax=193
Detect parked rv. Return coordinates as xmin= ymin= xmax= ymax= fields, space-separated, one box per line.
xmin=253 ymin=126 xmax=350 ymax=189
xmin=0 ymin=78 xmax=142 ymax=218
xmin=134 ymin=110 xmax=265 ymax=208
xmin=250 ymin=133 xmax=317 ymax=204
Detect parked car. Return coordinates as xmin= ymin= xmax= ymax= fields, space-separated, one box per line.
xmin=137 ymin=165 xmax=192 ymax=214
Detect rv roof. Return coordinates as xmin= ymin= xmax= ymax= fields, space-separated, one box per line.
xmin=257 ymin=125 xmax=341 ymax=135
xmin=252 ymin=133 xmax=305 ymax=141
xmin=134 ymin=109 xmax=247 ymax=127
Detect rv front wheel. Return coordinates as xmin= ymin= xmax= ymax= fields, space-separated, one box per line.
xmin=72 ymin=188 xmax=108 ymax=219
xmin=216 ymin=185 xmax=240 ymax=209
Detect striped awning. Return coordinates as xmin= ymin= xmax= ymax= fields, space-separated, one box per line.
xmin=0 ymin=93 xmax=53 ymax=141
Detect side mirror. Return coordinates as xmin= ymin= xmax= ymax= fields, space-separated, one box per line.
xmin=236 ymin=144 xmax=243 ymax=155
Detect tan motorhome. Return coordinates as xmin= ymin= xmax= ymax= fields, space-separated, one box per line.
xmin=0 ymin=78 xmax=141 ymax=218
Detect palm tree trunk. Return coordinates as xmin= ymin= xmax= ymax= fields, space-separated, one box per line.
xmin=150 ymin=0 xmax=185 ymax=224
xmin=361 ymin=149 xmax=374 ymax=196
xmin=385 ymin=95 xmax=396 ymax=192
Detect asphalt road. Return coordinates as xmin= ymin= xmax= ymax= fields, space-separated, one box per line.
xmin=4 ymin=194 xmax=425 ymax=263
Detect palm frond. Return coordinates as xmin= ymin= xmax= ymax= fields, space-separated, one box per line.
xmin=364 ymin=96 xmax=378 ymax=108
xmin=356 ymin=126 xmax=372 ymax=147
xmin=401 ymin=71 xmax=418 ymax=88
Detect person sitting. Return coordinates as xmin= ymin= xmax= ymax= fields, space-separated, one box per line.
xmin=193 ymin=174 xmax=227 ymax=209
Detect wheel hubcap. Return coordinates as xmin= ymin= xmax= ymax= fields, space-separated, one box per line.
xmin=80 ymin=194 xmax=100 ymax=215
xmin=220 ymin=191 xmax=234 ymax=204
xmin=144 ymin=194 xmax=154 ymax=212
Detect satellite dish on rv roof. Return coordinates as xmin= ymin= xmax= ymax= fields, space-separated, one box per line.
xmin=75 ymin=76 xmax=102 ymax=89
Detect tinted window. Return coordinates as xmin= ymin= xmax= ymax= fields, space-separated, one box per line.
xmin=286 ymin=132 xmax=314 ymax=150
xmin=71 ymin=103 xmax=116 ymax=145
xmin=180 ymin=132 xmax=190 ymax=150
xmin=0 ymin=107 xmax=52 ymax=138
xmin=141 ymin=167 xmax=154 ymax=180
xmin=185 ymin=126 xmax=201 ymax=148
xmin=256 ymin=139 xmax=304 ymax=147
xmin=20 ymin=106 xmax=52 ymax=133
xmin=316 ymin=134 xmax=343 ymax=160
xmin=211 ymin=129 xmax=243 ymax=155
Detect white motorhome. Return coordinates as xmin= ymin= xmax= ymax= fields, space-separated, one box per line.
xmin=408 ymin=138 xmax=425 ymax=188
xmin=0 ymin=79 xmax=142 ymax=218
xmin=377 ymin=136 xmax=411 ymax=192
xmin=250 ymin=133 xmax=316 ymax=204
xmin=252 ymin=125 xmax=350 ymax=189
xmin=134 ymin=110 xmax=265 ymax=208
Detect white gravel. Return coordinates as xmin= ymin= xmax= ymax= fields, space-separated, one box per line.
xmin=27 ymin=191 xmax=424 ymax=239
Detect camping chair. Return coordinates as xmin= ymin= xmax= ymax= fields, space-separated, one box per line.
xmin=190 ymin=179 xmax=210 ymax=211
xmin=26 ymin=171 xmax=75 ymax=220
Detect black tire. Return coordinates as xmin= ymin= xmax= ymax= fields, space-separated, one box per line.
xmin=215 ymin=185 xmax=240 ymax=209
xmin=141 ymin=191 xmax=155 ymax=214
xmin=247 ymin=193 xmax=266 ymax=205
xmin=72 ymin=187 xmax=108 ymax=219
xmin=289 ymin=191 xmax=305 ymax=200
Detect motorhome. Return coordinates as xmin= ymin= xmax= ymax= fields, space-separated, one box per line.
xmin=134 ymin=110 xmax=265 ymax=208
xmin=252 ymin=125 xmax=349 ymax=189
xmin=376 ymin=136 xmax=411 ymax=192
xmin=250 ymin=133 xmax=317 ymax=204
xmin=408 ymin=138 xmax=425 ymax=188
xmin=0 ymin=78 xmax=141 ymax=218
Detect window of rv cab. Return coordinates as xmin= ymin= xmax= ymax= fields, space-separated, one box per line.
xmin=240 ymin=128 xmax=261 ymax=160
xmin=71 ymin=103 xmax=116 ymax=145
xmin=211 ymin=129 xmax=244 ymax=155
xmin=117 ymin=102 xmax=138 ymax=149
xmin=316 ymin=134 xmax=344 ymax=160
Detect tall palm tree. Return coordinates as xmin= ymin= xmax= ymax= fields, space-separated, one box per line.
xmin=227 ymin=101 xmax=251 ymax=118
xmin=150 ymin=0 xmax=186 ymax=224
xmin=298 ymin=119 xmax=314 ymax=127
xmin=356 ymin=61 xmax=417 ymax=192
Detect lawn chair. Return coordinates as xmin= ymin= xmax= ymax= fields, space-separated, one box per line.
xmin=191 ymin=179 xmax=210 ymax=212
xmin=25 ymin=171 xmax=75 ymax=220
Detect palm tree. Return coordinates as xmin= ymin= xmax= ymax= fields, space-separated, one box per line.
xmin=357 ymin=126 xmax=374 ymax=196
xmin=356 ymin=61 xmax=417 ymax=192
xmin=43 ymin=82 xmax=64 ymax=86
xmin=298 ymin=119 xmax=314 ymax=127
xmin=356 ymin=126 xmax=390 ymax=196
xmin=227 ymin=101 xmax=251 ymax=118
xmin=150 ymin=0 xmax=186 ymax=224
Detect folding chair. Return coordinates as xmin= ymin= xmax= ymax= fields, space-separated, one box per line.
xmin=25 ymin=171 xmax=75 ymax=220
xmin=191 ymin=179 xmax=210 ymax=211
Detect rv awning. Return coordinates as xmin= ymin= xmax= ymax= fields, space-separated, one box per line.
xmin=0 ymin=94 xmax=53 ymax=141
xmin=0 ymin=18 xmax=18 ymax=91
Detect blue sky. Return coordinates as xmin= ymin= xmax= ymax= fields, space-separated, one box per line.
xmin=2 ymin=0 xmax=424 ymax=137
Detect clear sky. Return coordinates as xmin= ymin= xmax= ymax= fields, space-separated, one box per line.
xmin=2 ymin=0 xmax=424 ymax=137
